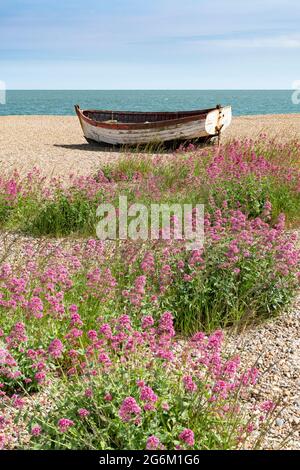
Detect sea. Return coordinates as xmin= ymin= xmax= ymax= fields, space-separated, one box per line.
xmin=0 ymin=90 xmax=299 ymax=116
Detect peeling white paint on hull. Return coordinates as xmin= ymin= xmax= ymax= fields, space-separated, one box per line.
xmin=82 ymin=120 xmax=208 ymax=145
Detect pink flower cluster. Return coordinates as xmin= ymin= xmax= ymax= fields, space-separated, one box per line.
xmin=119 ymin=397 xmax=141 ymax=423
xmin=48 ymin=339 xmax=63 ymax=359
xmin=139 ymin=385 xmax=158 ymax=411
xmin=179 ymin=428 xmax=195 ymax=447
xmin=58 ymin=418 xmax=74 ymax=433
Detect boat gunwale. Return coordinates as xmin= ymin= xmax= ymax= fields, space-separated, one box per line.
xmin=75 ymin=105 xmax=215 ymax=131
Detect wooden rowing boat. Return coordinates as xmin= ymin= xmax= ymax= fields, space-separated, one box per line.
xmin=74 ymin=104 xmax=232 ymax=146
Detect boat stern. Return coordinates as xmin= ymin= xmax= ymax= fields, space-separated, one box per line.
xmin=205 ymin=105 xmax=232 ymax=135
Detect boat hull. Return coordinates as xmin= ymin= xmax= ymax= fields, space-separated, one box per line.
xmin=75 ymin=106 xmax=232 ymax=145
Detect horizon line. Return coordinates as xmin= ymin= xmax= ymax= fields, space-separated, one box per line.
xmin=5 ymin=88 xmax=294 ymax=91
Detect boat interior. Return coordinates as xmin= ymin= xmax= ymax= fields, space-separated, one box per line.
xmin=83 ymin=109 xmax=212 ymax=124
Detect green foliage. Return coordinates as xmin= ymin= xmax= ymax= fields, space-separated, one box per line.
xmin=27 ymin=195 xmax=96 ymax=236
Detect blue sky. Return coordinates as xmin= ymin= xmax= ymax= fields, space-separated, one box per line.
xmin=1 ymin=0 xmax=300 ymax=89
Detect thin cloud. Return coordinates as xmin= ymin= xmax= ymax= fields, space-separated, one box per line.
xmin=192 ymin=35 xmax=300 ymax=49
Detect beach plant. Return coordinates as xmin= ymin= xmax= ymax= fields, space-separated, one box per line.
xmin=0 ymin=204 xmax=298 ymax=343
xmin=0 ymin=230 xmax=296 ymax=449
xmin=1 ymin=138 xmax=300 ymax=235
xmin=115 ymin=208 xmax=299 ymax=332
xmin=27 ymin=194 xmax=96 ymax=236
xmin=0 ymin=311 xmax=278 ymax=450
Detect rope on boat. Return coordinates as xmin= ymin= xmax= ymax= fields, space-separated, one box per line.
xmin=216 ymin=104 xmax=223 ymax=146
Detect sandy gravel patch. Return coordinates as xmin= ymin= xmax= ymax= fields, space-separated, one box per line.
xmin=0 ymin=116 xmax=120 ymax=178
xmin=224 ymin=113 xmax=300 ymax=142
xmin=226 ymin=307 xmax=300 ymax=450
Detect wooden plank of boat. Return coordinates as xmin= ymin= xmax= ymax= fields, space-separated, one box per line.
xmin=74 ymin=105 xmax=232 ymax=145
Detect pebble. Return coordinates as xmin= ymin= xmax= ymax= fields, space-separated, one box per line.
xmin=226 ymin=297 xmax=300 ymax=450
